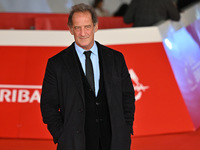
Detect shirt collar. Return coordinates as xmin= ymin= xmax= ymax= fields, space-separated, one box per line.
xmin=74 ymin=41 xmax=98 ymax=58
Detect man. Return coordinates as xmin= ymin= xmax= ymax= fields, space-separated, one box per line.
xmin=177 ymin=0 xmax=199 ymax=11
xmin=123 ymin=0 xmax=180 ymax=27
xmin=40 ymin=3 xmax=135 ymax=150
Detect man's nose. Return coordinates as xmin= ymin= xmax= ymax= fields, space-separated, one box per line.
xmin=80 ymin=27 xmax=86 ymax=36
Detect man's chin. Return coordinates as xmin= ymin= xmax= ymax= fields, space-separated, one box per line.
xmin=79 ymin=43 xmax=91 ymax=50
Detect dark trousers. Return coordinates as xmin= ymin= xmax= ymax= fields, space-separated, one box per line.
xmin=98 ymin=141 xmax=102 ymax=150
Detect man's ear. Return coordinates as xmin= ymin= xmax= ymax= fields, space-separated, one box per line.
xmin=94 ymin=23 xmax=98 ymax=33
xmin=69 ymin=26 xmax=74 ymax=35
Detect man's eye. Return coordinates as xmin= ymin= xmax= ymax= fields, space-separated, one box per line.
xmin=74 ymin=26 xmax=81 ymax=30
xmin=85 ymin=25 xmax=91 ymax=29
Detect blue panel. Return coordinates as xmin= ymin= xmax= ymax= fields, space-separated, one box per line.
xmin=163 ymin=24 xmax=200 ymax=129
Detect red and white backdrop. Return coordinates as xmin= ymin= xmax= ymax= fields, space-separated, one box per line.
xmin=0 ymin=24 xmax=200 ymax=140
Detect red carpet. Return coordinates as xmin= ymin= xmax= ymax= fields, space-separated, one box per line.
xmin=131 ymin=127 xmax=200 ymax=150
xmin=0 ymin=128 xmax=199 ymax=150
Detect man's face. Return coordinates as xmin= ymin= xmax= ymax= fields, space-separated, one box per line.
xmin=69 ymin=11 xmax=98 ymax=50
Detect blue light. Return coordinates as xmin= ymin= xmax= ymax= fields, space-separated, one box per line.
xmin=164 ymin=38 xmax=173 ymax=50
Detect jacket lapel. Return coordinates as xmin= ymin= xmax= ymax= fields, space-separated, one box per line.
xmin=61 ymin=42 xmax=114 ymax=103
xmin=97 ymin=42 xmax=113 ymax=104
xmin=62 ymin=43 xmax=85 ymax=101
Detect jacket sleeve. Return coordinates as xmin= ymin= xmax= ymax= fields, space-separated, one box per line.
xmin=166 ymin=0 xmax=180 ymax=21
xmin=40 ymin=59 xmax=63 ymax=144
xmin=123 ymin=0 xmax=136 ymax=24
xmin=120 ymin=53 xmax=135 ymax=135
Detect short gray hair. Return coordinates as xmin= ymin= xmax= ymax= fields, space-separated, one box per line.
xmin=67 ymin=3 xmax=98 ymax=28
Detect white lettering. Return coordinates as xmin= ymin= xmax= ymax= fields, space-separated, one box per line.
xmin=30 ymin=90 xmax=40 ymax=103
xmin=0 ymin=84 xmax=42 ymax=103
xmin=12 ymin=89 xmax=17 ymax=102
xmin=18 ymin=90 xmax=30 ymax=103
xmin=0 ymin=89 xmax=11 ymax=102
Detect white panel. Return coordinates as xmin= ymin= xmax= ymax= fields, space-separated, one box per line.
xmin=0 ymin=28 xmax=162 ymax=46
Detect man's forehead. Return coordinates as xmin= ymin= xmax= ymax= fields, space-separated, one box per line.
xmin=72 ymin=11 xmax=93 ymax=26
xmin=72 ymin=11 xmax=92 ymax=19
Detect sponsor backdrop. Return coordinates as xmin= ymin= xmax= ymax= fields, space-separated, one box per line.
xmin=0 ymin=43 xmax=194 ymax=139
xmin=0 ymin=20 xmax=200 ymax=140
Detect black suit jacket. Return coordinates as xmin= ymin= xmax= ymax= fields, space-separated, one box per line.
xmin=40 ymin=41 xmax=135 ymax=150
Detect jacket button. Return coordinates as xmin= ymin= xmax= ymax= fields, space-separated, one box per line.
xmin=96 ymin=119 xmax=103 ymax=123
xmin=76 ymin=130 xmax=81 ymax=134
xmin=96 ymin=102 xmax=100 ymax=106
xmin=78 ymin=108 xmax=84 ymax=112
